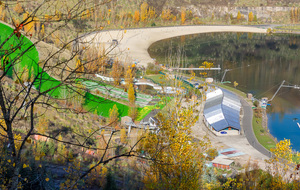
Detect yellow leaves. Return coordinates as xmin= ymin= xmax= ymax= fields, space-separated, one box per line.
xmin=7 ymin=159 xmax=11 ymax=163
xmin=23 ymin=163 xmax=28 ymax=168
xmin=237 ymin=11 xmax=242 ymax=20
xmin=26 ymin=138 xmax=31 ymax=144
xmin=140 ymin=2 xmax=148 ymax=22
xmin=45 ymin=178 xmax=49 ymax=182
xmin=234 ymin=81 xmax=239 ymax=88
xmin=128 ymin=83 xmax=135 ymax=105
xmin=14 ymin=134 xmax=22 ymax=150
xmin=248 ymin=11 xmax=254 ymax=22
xmin=142 ymin=102 xmax=209 ymax=189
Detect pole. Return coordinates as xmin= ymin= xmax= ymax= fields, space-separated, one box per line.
xmin=270 ymin=80 xmax=285 ymax=101
xmin=221 ymin=69 xmax=230 ymax=83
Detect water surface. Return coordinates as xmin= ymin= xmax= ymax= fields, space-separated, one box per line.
xmin=149 ymin=32 xmax=300 ymax=151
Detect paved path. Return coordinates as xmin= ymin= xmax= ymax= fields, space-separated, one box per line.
xmin=190 ymin=85 xmax=271 ymax=169
xmin=82 ymin=25 xmax=267 ymax=67
xmin=240 ymin=98 xmax=273 ymax=158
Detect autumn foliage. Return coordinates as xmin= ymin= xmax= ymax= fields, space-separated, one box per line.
xmin=141 ymin=100 xmax=209 ymax=189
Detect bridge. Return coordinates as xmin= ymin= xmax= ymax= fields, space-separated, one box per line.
xmin=135 ymin=82 xmax=162 ymax=90
xmin=172 ymin=67 xmax=221 ymax=71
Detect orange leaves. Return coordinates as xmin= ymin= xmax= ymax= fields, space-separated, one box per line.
xmin=133 ymin=10 xmax=140 ymax=24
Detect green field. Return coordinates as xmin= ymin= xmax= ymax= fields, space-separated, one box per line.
xmin=145 ymin=74 xmax=174 ymax=86
xmin=252 ymin=115 xmax=276 ymax=150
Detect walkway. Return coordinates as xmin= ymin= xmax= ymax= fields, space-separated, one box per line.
xmin=82 ymin=25 xmax=267 ymax=67
xmin=240 ymin=98 xmax=272 ymax=158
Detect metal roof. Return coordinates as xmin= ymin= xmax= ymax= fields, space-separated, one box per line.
xmin=204 ymin=88 xmax=241 ymax=132
xmin=211 ymin=155 xmax=234 ymax=166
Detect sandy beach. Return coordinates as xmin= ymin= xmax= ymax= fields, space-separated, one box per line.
xmin=83 ymin=25 xmax=267 ymax=67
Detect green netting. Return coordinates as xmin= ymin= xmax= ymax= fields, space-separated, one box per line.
xmin=0 ymin=23 xmax=136 ymax=118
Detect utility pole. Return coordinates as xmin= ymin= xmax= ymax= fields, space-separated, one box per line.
xmin=221 ymin=69 xmax=231 ymax=83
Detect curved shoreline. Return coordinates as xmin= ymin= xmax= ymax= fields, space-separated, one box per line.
xmin=83 ymin=25 xmax=267 ymax=67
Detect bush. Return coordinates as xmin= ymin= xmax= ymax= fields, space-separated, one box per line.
xmin=146 ymin=63 xmax=160 ymax=74
xmin=206 ymin=148 xmax=218 ymax=161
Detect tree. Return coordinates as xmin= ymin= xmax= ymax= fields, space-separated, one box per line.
xmin=128 ymin=83 xmax=135 ymax=105
xmin=181 ymin=7 xmax=186 ymax=25
xmin=13 ymin=2 xmax=24 ymax=14
xmin=265 ymin=139 xmax=300 ymax=187
xmin=134 ymin=10 xmax=140 ymax=24
xmin=110 ymin=61 xmax=122 ymax=85
xmin=237 ymin=11 xmax=242 ymax=21
xmin=148 ymin=6 xmax=156 ymax=19
xmin=141 ymin=101 xmax=210 ymax=189
xmin=295 ymin=7 xmax=299 ymax=23
xmin=108 ymin=104 xmax=119 ymax=127
xmin=140 ymin=2 xmax=148 ymax=22
xmin=248 ymin=11 xmax=254 ymax=22
xmin=291 ymin=7 xmax=295 ymax=23
xmin=161 ymin=8 xmax=172 ymax=21
xmin=128 ymin=106 xmax=138 ymax=121
xmin=253 ymin=15 xmax=258 ymax=22
xmin=125 ymin=66 xmax=134 ymax=88
xmin=0 ymin=1 xmax=141 ymax=189
xmin=76 ymin=57 xmax=85 ymax=73
xmin=120 ymin=128 xmax=127 ymax=144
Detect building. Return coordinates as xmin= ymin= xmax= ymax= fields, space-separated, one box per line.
xmin=203 ymin=88 xmax=241 ymax=135
xmin=211 ymin=155 xmax=234 ymax=169
xmin=140 ymin=109 xmax=160 ymax=130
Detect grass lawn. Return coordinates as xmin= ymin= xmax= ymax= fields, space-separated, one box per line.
xmin=252 ymin=116 xmax=276 ymax=150
xmin=275 ymin=25 xmax=300 ymax=31
xmin=218 ymin=83 xmax=247 ymax=98
xmin=145 ymin=74 xmax=173 ymax=86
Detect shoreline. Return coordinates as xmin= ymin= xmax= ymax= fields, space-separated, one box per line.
xmin=218 ymin=84 xmax=276 ymax=154
xmin=83 ymin=25 xmax=267 ymax=67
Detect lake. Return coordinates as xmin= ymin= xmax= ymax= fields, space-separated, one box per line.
xmin=148 ymin=32 xmax=300 ymax=151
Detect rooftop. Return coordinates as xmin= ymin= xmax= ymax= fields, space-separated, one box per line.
xmin=211 ymin=155 xmax=234 ymax=166
xmin=204 ymin=88 xmax=241 ymax=132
